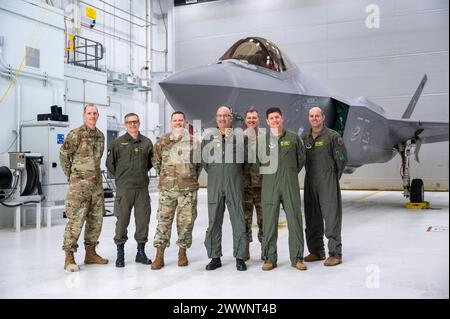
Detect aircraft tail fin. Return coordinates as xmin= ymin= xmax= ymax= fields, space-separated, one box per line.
xmin=402 ymin=74 xmax=427 ymax=119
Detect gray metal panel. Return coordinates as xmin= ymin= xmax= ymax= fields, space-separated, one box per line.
xmin=66 ymin=77 xmax=84 ymax=102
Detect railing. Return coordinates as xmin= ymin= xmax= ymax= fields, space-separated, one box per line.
xmin=66 ymin=35 xmax=104 ymax=71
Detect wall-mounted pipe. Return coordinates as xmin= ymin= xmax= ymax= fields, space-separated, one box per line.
xmin=129 ymin=0 xmax=134 ymax=75
xmin=79 ymin=0 xmax=148 ymax=28
xmin=0 ymin=45 xmax=61 ymax=152
xmin=0 ymin=54 xmax=59 ymax=107
xmin=146 ymin=0 xmax=151 ymax=78
xmin=73 ymin=19 xmax=146 ymax=49
xmin=0 ymin=69 xmax=21 ymax=152
xmin=96 ymin=0 xmax=148 ymax=23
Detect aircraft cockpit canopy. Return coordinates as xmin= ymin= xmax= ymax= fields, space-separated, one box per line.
xmin=219 ymin=37 xmax=295 ymax=72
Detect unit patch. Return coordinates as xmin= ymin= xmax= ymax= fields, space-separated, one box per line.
xmin=315 ymin=140 xmax=324 ymax=147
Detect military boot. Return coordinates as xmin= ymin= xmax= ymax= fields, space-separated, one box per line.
xmin=304 ymin=253 xmax=326 ymax=262
xmin=178 ymin=247 xmax=188 ymax=267
xmin=324 ymin=256 xmax=342 ymax=267
xmin=135 ymin=243 xmax=152 ymax=265
xmin=262 ymin=260 xmax=277 ymax=271
xmin=205 ymin=257 xmax=222 ymax=271
xmin=151 ymin=247 xmax=165 ymax=270
xmin=116 ymin=244 xmax=125 ymax=268
xmin=64 ymin=250 xmax=79 ymax=272
xmin=236 ymin=258 xmax=247 ymax=271
xmin=292 ymin=261 xmax=307 ymax=271
xmin=84 ymin=244 xmax=109 ymax=264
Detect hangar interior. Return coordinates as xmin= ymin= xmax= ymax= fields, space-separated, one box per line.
xmin=0 ymin=0 xmax=448 ymax=299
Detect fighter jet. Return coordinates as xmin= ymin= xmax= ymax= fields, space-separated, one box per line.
xmin=159 ymin=36 xmax=449 ymax=202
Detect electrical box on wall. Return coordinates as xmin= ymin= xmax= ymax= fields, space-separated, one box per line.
xmin=21 ymin=121 xmax=70 ymax=204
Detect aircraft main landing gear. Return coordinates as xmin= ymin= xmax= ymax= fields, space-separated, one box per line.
xmin=397 ymin=140 xmax=430 ymax=209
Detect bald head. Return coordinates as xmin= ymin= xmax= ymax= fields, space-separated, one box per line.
xmin=216 ymin=105 xmax=232 ymax=131
xmin=308 ymin=107 xmax=325 ymax=132
xmin=309 ymin=107 xmax=324 ymax=116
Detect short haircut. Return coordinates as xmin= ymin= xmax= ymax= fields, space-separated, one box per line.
xmin=171 ymin=111 xmax=186 ymax=120
xmin=83 ymin=103 xmax=98 ymax=113
xmin=124 ymin=113 xmax=140 ymax=121
xmin=244 ymin=107 xmax=259 ymax=118
xmin=266 ymin=107 xmax=282 ymax=119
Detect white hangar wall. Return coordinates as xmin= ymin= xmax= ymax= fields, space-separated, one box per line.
xmin=174 ymin=0 xmax=449 ymax=191
xmin=0 ymin=0 xmax=171 ymax=228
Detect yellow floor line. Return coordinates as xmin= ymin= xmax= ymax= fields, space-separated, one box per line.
xmin=353 ymin=191 xmax=382 ymax=202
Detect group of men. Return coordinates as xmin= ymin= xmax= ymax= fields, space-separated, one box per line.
xmin=60 ymin=103 xmax=347 ymax=273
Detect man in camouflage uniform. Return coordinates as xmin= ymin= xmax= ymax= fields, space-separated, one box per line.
xmin=151 ymin=111 xmax=201 ymax=270
xmin=302 ymin=106 xmax=348 ymax=267
xmin=243 ymin=107 xmax=263 ymax=261
xmin=60 ymin=104 xmax=108 ymax=272
xmin=106 ymin=113 xmax=153 ymax=268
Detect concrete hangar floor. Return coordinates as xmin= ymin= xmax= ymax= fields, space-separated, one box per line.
xmin=0 ymin=189 xmax=448 ymax=299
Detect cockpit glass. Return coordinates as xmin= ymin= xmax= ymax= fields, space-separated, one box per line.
xmin=219 ymin=37 xmax=295 ymax=72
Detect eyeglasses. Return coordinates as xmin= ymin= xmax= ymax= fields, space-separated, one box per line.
xmin=125 ymin=120 xmax=139 ymax=125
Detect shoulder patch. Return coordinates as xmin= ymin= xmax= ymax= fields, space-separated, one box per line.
xmin=337 ymin=137 xmax=344 ymax=146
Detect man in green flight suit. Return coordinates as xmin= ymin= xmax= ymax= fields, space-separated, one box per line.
xmin=259 ymin=107 xmax=307 ymax=271
xmin=302 ymin=106 xmax=348 ymax=266
xmin=202 ymin=105 xmax=248 ymax=271
xmin=60 ymin=103 xmax=108 ymax=272
xmin=106 ymin=113 xmax=153 ymax=268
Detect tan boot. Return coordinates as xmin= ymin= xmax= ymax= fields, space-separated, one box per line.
xmin=304 ymin=253 xmax=326 ymax=262
xmin=261 ymin=261 xmax=277 ymax=271
xmin=178 ymin=247 xmax=188 ymax=267
xmin=64 ymin=250 xmax=79 ymax=272
xmin=324 ymin=256 xmax=342 ymax=267
xmin=245 ymin=243 xmax=250 ymax=261
xmin=84 ymin=244 xmax=109 ymax=264
xmin=151 ymin=247 xmax=165 ymax=270
xmin=292 ymin=261 xmax=307 ymax=271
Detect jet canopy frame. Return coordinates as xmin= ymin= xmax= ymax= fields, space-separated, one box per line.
xmin=219 ymin=37 xmax=296 ymax=73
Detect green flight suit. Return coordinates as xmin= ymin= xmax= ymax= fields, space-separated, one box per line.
xmin=259 ymin=129 xmax=306 ymax=265
xmin=202 ymin=128 xmax=247 ymax=260
xmin=106 ymin=132 xmax=153 ymax=245
xmin=302 ymin=127 xmax=348 ymax=259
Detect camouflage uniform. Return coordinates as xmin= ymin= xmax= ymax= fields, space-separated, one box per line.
xmin=152 ymin=132 xmax=201 ymax=249
xmin=244 ymin=128 xmax=263 ymax=244
xmin=60 ymin=124 xmax=105 ymax=252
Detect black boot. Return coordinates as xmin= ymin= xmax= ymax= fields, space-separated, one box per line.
xmin=135 ymin=243 xmax=152 ymax=265
xmin=205 ymin=257 xmax=222 ymax=271
xmin=236 ymin=258 xmax=247 ymax=271
xmin=115 ymin=244 xmax=125 ymax=268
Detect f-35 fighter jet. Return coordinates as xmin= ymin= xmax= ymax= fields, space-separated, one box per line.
xmin=159 ymin=37 xmax=449 ymax=202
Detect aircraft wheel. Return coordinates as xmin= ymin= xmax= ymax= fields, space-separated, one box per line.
xmin=410 ymin=178 xmax=424 ymax=203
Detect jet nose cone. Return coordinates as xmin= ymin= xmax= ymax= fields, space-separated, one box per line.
xmin=159 ymin=63 xmax=237 ymax=126
xmin=160 ymin=63 xmax=231 ymax=87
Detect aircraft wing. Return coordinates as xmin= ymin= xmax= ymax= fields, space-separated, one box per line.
xmin=389 ymin=119 xmax=449 ymax=144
